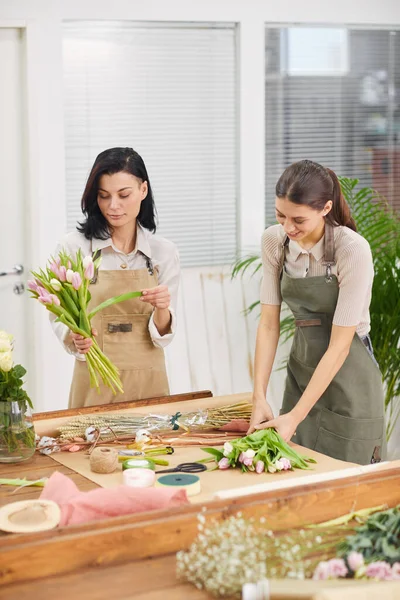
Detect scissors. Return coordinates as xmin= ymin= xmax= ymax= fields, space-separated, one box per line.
xmin=155 ymin=462 xmax=207 ymax=475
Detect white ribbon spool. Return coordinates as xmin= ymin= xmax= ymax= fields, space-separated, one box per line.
xmin=122 ymin=468 xmax=156 ymax=488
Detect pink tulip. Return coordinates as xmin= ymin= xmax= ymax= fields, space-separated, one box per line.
xmin=58 ymin=266 xmax=67 ymax=282
xmin=242 ymin=456 xmax=253 ymax=467
xmin=38 ymin=291 xmax=53 ymax=305
xmin=49 ymin=262 xmax=61 ymax=278
xmin=50 ymin=294 xmax=60 ymax=306
xmin=218 ymin=457 xmax=230 ymax=470
xmin=27 ymin=280 xmax=39 ymax=292
xmin=347 ymin=551 xmax=364 ymax=572
xmin=71 ymin=272 xmax=82 ymax=290
xmin=84 ymin=261 xmax=94 ymax=280
xmin=255 ymin=460 xmax=265 ymax=474
xmin=238 ymin=452 xmax=245 ymax=464
xmin=313 ymin=561 xmax=330 ymax=580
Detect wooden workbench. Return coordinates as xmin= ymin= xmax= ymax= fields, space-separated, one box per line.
xmin=1 ymin=390 xmax=400 ymax=599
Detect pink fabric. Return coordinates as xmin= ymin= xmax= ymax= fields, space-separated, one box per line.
xmin=40 ymin=471 xmax=189 ymax=527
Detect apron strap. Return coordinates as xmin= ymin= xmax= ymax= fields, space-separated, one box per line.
xmin=321 ymin=223 xmax=336 ymax=282
xmin=90 ymin=239 xmax=100 ymax=284
xmin=278 ymin=235 xmax=290 ymax=278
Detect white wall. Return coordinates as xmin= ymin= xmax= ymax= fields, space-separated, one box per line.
xmin=0 ymin=0 xmax=399 ymax=412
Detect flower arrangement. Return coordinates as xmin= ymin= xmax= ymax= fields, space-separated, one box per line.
xmin=0 ymin=331 xmax=35 ymax=462
xmin=28 ymin=250 xmax=142 ymax=394
xmin=202 ymin=428 xmax=316 ymax=473
xmin=176 ymin=505 xmax=400 ymax=597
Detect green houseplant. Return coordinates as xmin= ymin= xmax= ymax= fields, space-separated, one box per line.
xmin=232 ymin=178 xmax=400 ymax=441
xmin=0 ymin=331 xmax=36 ymax=463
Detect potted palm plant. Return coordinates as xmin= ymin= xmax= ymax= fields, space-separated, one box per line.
xmin=232 ymin=177 xmax=400 ymax=443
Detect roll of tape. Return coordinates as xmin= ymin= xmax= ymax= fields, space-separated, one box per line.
xmin=155 ymin=474 xmax=201 ymax=497
xmin=123 ymin=468 xmax=156 ymax=488
xmin=122 ymin=457 xmax=156 ymax=471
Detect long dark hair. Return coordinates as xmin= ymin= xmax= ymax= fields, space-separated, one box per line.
xmin=77 ymin=147 xmax=157 ymax=239
xmin=275 ymin=160 xmax=357 ymax=232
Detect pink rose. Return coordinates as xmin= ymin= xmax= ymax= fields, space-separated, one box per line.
xmin=365 ymin=561 xmax=393 ymax=580
xmin=218 ymin=457 xmax=230 ymax=470
xmin=391 ymin=563 xmax=400 ymax=580
xmin=327 ymin=558 xmax=348 ymax=578
xmin=313 ymin=561 xmax=330 ymax=580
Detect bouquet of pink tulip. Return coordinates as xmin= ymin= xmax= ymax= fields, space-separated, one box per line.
xmin=202 ymin=428 xmax=316 ymax=474
xmin=28 ymin=250 xmax=141 ymax=394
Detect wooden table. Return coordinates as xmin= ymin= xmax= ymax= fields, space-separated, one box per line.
xmin=1 ymin=390 xmax=400 ymax=599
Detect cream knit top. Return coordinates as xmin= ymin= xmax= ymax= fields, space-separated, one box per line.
xmin=260 ymin=224 xmax=374 ymax=337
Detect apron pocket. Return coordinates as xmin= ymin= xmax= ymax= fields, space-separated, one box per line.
xmin=102 ymin=313 xmax=160 ymax=371
xmin=314 ymin=428 xmax=383 ymax=465
xmin=314 ymin=407 xmax=384 ymax=464
xmin=291 ymin=313 xmax=330 ymax=368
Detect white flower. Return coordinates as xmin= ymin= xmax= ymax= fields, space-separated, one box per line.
xmin=0 ymin=338 xmax=12 ymax=353
xmin=66 ymin=269 xmax=74 ymax=283
xmin=0 ymin=330 xmax=13 ymax=343
xmin=85 ymin=426 xmax=97 ymax=442
xmin=275 ymin=459 xmax=283 ymax=471
xmin=50 ymin=278 xmax=62 ymax=292
xmin=267 ymin=465 xmax=277 ymax=473
xmin=82 ymin=255 xmax=93 ymax=269
xmin=223 ymin=442 xmax=233 ymax=456
xmin=135 ymin=428 xmax=152 ymax=443
xmin=243 ymin=449 xmax=256 ymax=459
xmin=0 ymin=351 xmax=13 ymax=372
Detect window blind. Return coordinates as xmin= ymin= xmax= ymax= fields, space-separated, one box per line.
xmin=265 ymin=27 xmax=400 ymax=224
xmin=63 ymin=22 xmax=237 ymax=267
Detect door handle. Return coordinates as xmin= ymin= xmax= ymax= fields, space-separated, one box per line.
xmin=0 ymin=264 xmax=24 ymax=277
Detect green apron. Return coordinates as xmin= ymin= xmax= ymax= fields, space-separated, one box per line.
xmin=280 ymin=224 xmax=386 ymax=465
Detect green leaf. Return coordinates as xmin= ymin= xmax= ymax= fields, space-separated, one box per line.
xmin=88 ymin=291 xmax=142 ymax=320
xmin=201 ymin=447 xmax=224 ymax=461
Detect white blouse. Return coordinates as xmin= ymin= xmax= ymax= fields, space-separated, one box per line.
xmin=50 ymin=224 xmax=180 ymax=360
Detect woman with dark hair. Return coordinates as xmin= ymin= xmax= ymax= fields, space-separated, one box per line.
xmin=248 ymin=160 xmax=386 ymax=465
xmin=52 ymin=147 xmax=179 ymax=408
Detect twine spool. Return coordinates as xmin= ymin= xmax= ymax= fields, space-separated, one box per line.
xmin=123 ymin=468 xmax=155 ymax=488
xmin=90 ymin=447 xmax=118 ymax=474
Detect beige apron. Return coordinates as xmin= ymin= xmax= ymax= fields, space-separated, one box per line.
xmin=68 ymin=254 xmax=169 ymax=408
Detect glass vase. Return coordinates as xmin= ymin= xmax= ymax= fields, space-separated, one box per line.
xmin=0 ymin=400 xmax=36 ymax=463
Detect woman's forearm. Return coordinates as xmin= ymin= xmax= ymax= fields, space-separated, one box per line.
xmin=153 ymin=307 xmax=172 ymax=336
xmin=253 ymin=305 xmax=281 ymax=399
xmin=291 ymin=345 xmax=350 ymax=422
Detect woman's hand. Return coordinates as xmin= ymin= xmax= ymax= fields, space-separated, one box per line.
xmin=70 ymin=329 xmax=97 ymax=354
xmin=247 ymin=395 xmax=274 ymax=434
xmin=255 ymin=411 xmax=299 ymax=443
xmin=141 ymin=285 xmax=170 ymax=309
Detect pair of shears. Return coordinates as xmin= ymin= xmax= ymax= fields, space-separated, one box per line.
xmin=155 ymin=462 xmax=207 ymax=475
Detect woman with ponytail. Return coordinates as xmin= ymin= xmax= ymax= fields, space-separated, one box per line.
xmin=249 ymin=159 xmax=386 ymax=465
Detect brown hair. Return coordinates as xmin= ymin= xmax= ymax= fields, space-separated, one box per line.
xmin=276 ymin=160 xmax=357 ymax=231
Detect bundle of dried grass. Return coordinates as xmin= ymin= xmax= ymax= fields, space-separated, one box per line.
xmin=57 ymin=402 xmax=251 ymax=443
